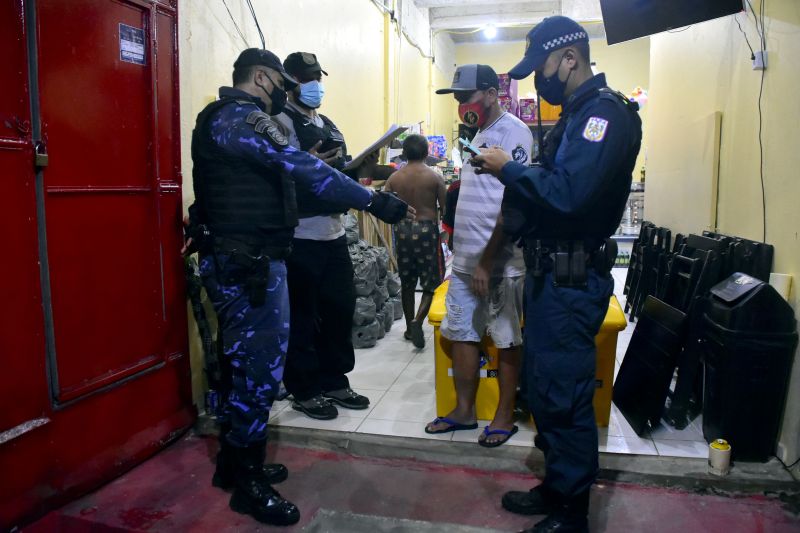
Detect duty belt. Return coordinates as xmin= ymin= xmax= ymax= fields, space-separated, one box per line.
xmin=212 ymin=235 xmax=291 ymax=260
xmin=522 ymin=238 xmax=617 ymax=287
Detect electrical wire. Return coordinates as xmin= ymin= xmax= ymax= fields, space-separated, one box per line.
xmin=221 ymin=0 xmax=248 ymax=46
xmin=776 ymin=454 xmax=800 ymax=472
xmin=735 ymin=16 xmax=755 ymax=59
xmin=744 ymin=0 xmax=767 ymax=242
xmin=759 ymin=77 xmax=766 ymax=243
xmin=667 ymin=25 xmax=693 ymax=33
xmin=244 ymin=0 xmax=265 ymax=49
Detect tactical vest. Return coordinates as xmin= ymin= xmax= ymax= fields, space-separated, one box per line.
xmin=191 ymin=97 xmax=298 ymax=237
xmin=502 ymin=87 xmax=640 ymax=243
xmin=282 ymin=105 xmax=348 ymax=170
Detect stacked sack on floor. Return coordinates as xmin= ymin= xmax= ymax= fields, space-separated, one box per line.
xmin=345 ymin=214 xmax=404 ymax=349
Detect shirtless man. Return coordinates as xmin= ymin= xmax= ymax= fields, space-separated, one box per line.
xmin=384 ymin=134 xmax=447 ymax=349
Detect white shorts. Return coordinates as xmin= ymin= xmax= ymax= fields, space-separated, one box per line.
xmin=439 ymin=271 xmax=524 ymax=349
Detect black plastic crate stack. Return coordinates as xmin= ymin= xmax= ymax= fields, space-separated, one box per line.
xmin=614 ymin=227 xmax=778 ymax=436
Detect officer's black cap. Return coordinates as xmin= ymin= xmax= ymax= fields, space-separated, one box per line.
xmin=436 ymin=64 xmax=499 ymax=94
xmin=234 ymin=48 xmax=298 ymax=89
xmin=509 ymin=16 xmax=589 ymax=80
xmin=283 ymin=52 xmax=329 ymax=80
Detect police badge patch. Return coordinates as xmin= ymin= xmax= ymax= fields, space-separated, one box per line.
xmin=512 ymin=145 xmax=528 ymax=163
xmin=246 ymin=110 xmax=289 ymax=148
xmin=583 ymin=117 xmax=609 ymax=142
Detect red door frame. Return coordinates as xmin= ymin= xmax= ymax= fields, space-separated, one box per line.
xmin=0 ymin=1 xmax=194 ymax=528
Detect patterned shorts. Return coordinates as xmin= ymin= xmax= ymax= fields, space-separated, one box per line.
xmin=394 ymin=219 xmax=444 ymax=292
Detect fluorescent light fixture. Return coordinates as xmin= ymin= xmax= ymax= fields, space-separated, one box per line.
xmin=483 ymin=24 xmax=497 ymax=39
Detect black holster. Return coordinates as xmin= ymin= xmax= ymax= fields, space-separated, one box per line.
xmin=212 ymin=236 xmax=290 ymax=308
xmin=227 ymin=252 xmax=270 ymax=308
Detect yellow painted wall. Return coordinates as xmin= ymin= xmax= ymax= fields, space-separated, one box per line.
xmin=178 ymin=0 xmax=451 ymax=406
xmin=646 ymin=0 xmax=800 ymax=463
xmin=453 ymin=35 xmax=650 ymax=175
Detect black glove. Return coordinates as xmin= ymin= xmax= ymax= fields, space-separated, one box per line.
xmin=366 ymin=191 xmax=408 ymax=224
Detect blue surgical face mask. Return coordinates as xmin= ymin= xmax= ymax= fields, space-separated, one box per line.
xmin=298 ymin=80 xmax=325 ymax=109
xmin=535 ymin=53 xmax=571 ymax=106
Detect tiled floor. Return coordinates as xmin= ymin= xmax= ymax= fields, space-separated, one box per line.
xmin=270 ymin=268 xmax=709 ymax=459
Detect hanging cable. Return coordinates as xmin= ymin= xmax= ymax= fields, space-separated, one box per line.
xmin=735 ymin=15 xmax=755 ymax=59
xmin=744 ymin=0 xmax=767 ymax=242
xmin=222 ymin=0 xmax=248 ymax=46
xmin=245 ymin=0 xmax=265 ymax=49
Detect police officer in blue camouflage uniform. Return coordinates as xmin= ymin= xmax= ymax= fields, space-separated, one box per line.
xmin=187 ymin=48 xmax=411 ymax=527
xmin=472 ymin=17 xmax=642 ymax=533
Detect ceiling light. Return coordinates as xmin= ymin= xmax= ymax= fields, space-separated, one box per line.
xmin=483 ymin=25 xmax=497 ymax=39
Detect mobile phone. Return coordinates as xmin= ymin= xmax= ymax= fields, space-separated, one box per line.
xmin=458 ymin=137 xmax=482 ymax=156
xmin=319 ymin=137 xmax=344 ymax=153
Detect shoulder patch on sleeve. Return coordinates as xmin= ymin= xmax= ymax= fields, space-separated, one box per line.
xmin=582 ymin=117 xmax=609 ymax=143
xmin=246 ymin=110 xmax=289 ymax=148
xmin=512 ymin=144 xmax=528 ymax=163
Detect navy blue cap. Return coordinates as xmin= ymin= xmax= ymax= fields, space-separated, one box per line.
xmin=234 ymin=48 xmax=298 ymax=89
xmin=509 ymin=16 xmax=589 ymax=80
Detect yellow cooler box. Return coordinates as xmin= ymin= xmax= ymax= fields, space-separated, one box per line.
xmin=427 ymin=280 xmax=627 ymax=427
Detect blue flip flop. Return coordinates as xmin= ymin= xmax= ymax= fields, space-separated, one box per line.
xmin=424 ymin=416 xmax=479 ymax=434
xmin=478 ymin=425 xmax=519 ymax=448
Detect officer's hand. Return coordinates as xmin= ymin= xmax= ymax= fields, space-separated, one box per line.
xmin=366 ymin=191 xmax=415 ymax=224
xmin=471 ymin=147 xmax=511 ymax=178
xmin=309 ymin=140 xmax=341 ymax=165
xmin=180 ymin=215 xmax=193 ymax=256
xmin=471 ymin=260 xmax=491 ymax=298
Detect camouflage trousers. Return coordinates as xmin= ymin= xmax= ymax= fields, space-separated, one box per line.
xmin=200 ymin=252 xmax=289 ymax=447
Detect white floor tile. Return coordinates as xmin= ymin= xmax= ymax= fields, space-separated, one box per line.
xmin=598 ymin=434 xmax=658 ymax=455
xmin=347 ymin=362 xmax=409 ymax=391
xmin=367 ymin=390 xmax=438 ymax=423
xmin=356 ymin=418 xmax=453 ymax=441
xmin=653 ymin=439 xmax=710 ymax=459
xmin=271 ymin=399 xmax=292 ymax=415
xmin=606 ymin=406 xmax=647 ymax=438
xmin=649 ymin=420 xmax=705 ymax=442
xmin=389 ymin=364 xmax=435 ymax=393
xmin=269 ymin=409 xmax=363 ymax=432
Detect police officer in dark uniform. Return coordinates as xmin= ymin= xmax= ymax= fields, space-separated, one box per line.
xmin=472 ymin=17 xmax=642 ymax=533
xmin=187 ymin=48 xmax=412 ymax=527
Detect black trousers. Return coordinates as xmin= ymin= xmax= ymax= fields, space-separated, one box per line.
xmin=283 ymin=235 xmax=356 ymax=401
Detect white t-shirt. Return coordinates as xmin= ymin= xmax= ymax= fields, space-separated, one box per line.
xmin=452 ymin=112 xmax=533 ymax=278
xmin=274 ymin=103 xmax=345 ymax=241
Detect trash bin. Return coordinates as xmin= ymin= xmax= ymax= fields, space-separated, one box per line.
xmin=428 ymin=280 xmax=627 ymax=426
xmin=701 ymin=273 xmax=798 ymax=462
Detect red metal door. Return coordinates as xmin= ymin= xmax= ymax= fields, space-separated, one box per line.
xmin=0 ymin=0 xmax=193 ymax=528
xmin=0 ymin=0 xmax=50 ymax=446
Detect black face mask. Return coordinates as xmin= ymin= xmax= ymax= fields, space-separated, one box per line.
xmin=534 ymin=53 xmax=572 ymax=106
xmin=255 ymin=71 xmax=288 ymax=116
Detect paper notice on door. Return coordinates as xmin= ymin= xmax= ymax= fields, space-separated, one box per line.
xmin=119 ymin=23 xmax=145 ymax=65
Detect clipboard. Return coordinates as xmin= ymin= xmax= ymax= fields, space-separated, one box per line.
xmin=344 ymin=124 xmax=408 ymax=171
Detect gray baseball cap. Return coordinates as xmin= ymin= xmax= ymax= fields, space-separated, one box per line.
xmin=435 ymin=64 xmax=499 ymax=94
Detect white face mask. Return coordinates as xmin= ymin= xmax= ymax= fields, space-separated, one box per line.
xmin=298 ymin=80 xmax=325 ymax=109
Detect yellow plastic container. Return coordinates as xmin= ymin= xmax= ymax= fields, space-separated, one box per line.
xmin=428 ymin=280 xmax=627 ymax=427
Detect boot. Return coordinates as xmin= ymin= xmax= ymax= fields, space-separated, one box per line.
xmin=502 ymin=484 xmax=558 ymax=516
xmin=229 ymin=441 xmax=300 ymax=526
xmin=212 ymin=425 xmax=288 ymax=489
xmin=520 ymin=490 xmax=590 ymax=533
